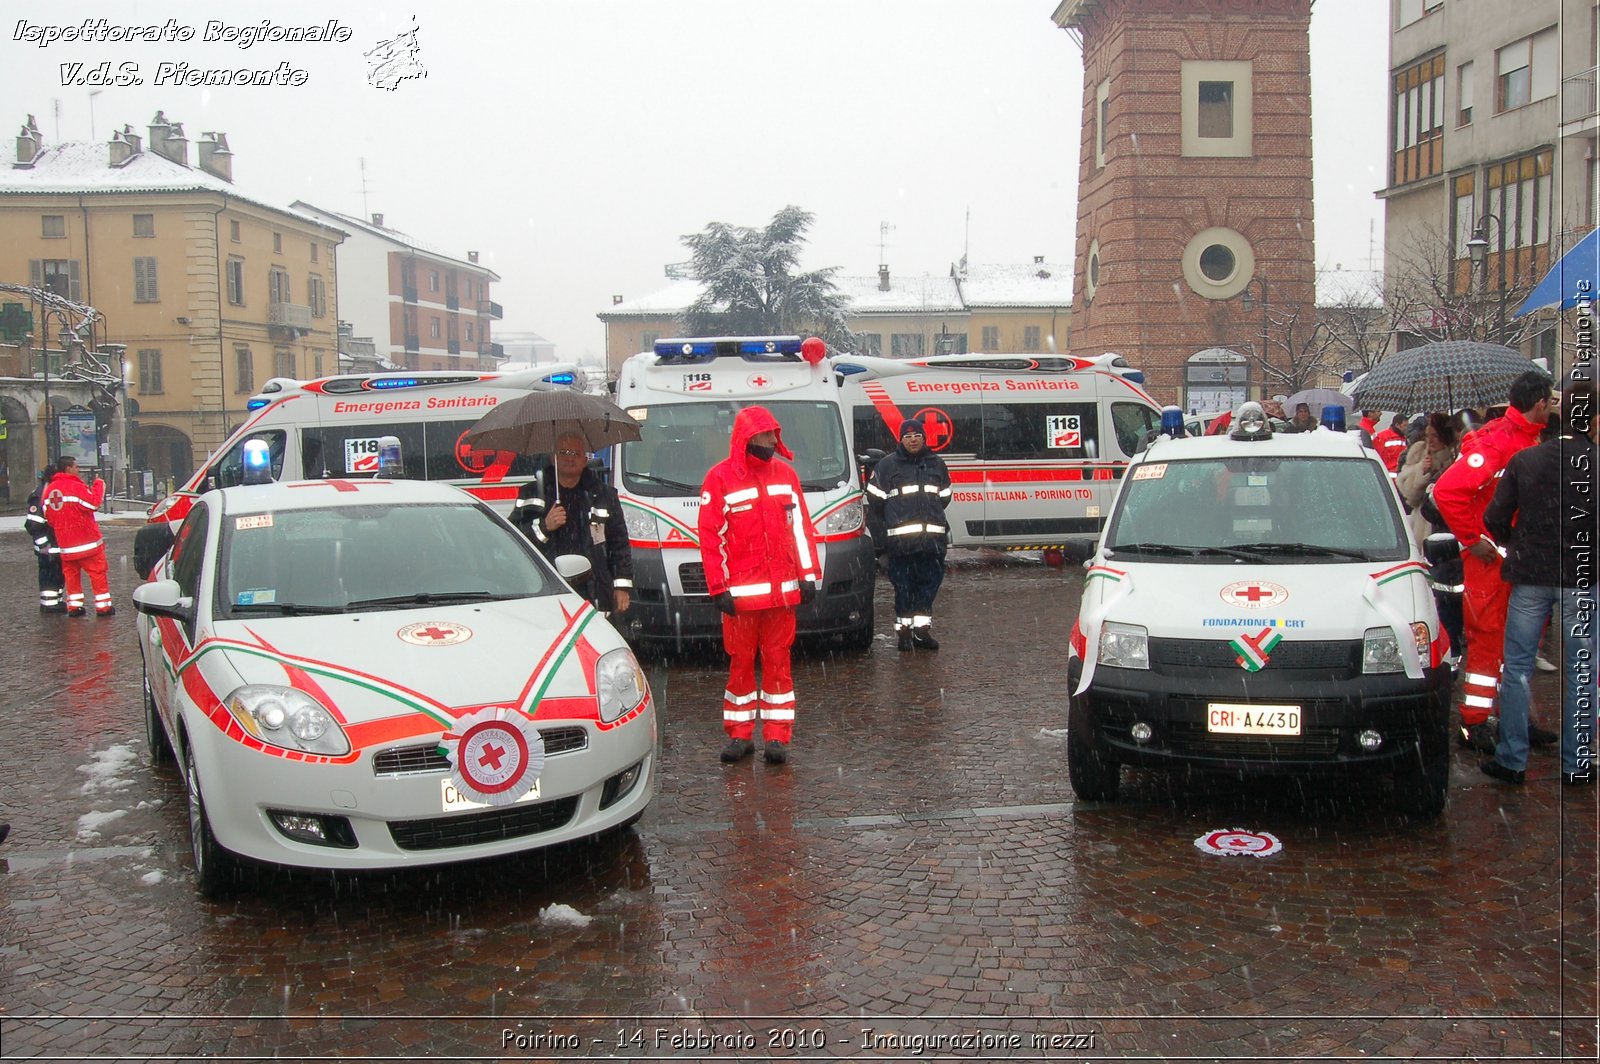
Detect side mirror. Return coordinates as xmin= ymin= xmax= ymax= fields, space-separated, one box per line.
xmin=554 ymin=554 xmax=594 ymax=584
xmin=133 ymin=579 xmax=193 ymax=622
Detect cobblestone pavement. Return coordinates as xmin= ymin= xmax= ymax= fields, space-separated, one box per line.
xmin=0 ymin=525 xmax=1594 ymax=1061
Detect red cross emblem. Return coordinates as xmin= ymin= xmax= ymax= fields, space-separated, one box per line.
xmin=1234 ymin=585 xmax=1272 ymax=603
xmin=1219 ymin=580 xmax=1288 ymax=610
xmin=397 ymin=620 xmax=473 ymax=646
xmin=477 ymin=742 xmax=506 ymax=771
xmin=748 ymin=374 xmax=770 ymax=388
xmin=415 ymin=626 xmax=456 ymax=641
xmin=910 ymin=407 xmax=955 ymax=451
xmin=289 ymin=479 xmax=368 ymax=493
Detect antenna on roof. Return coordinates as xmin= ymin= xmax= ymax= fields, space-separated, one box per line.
xmin=878 ymin=221 xmax=895 ymax=267
xmin=359 ymin=157 xmax=371 ymax=220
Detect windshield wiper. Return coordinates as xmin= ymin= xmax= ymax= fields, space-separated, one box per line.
xmin=627 ymin=472 xmax=698 ymax=491
xmin=1191 ymin=546 xmax=1267 ymax=562
xmin=230 ymin=602 xmax=348 ymax=615
xmin=1245 ymin=542 xmax=1373 ymax=561
xmin=1106 ymin=542 xmax=1197 ymax=556
xmin=344 ymin=591 xmax=503 ymax=609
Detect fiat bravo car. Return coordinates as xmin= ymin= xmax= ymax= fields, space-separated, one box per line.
xmin=134 ymin=478 xmax=656 ymax=896
xmin=1066 ymin=404 xmax=1452 ymax=816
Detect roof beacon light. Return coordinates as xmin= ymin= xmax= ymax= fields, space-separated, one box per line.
xmin=1320 ymin=404 xmax=1347 ymax=432
xmin=241 ymin=438 xmax=274 ymax=485
xmin=245 ymin=397 xmax=271 ymax=411
xmin=542 ymin=372 xmax=576 ymax=385
xmin=1160 ymin=405 xmax=1185 ymax=439
xmin=1229 ymin=401 xmax=1273 ymax=442
xmin=377 ymin=435 xmax=404 ymax=478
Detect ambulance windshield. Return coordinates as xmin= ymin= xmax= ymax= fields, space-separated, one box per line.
xmin=1104 ymin=456 xmax=1409 ymax=563
xmin=618 ymin=401 xmax=852 ymax=497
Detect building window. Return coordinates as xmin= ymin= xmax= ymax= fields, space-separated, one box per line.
xmin=982 ymin=326 xmax=1000 ymax=351
xmin=138 ymin=349 xmax=163 ymax=394
xmin=268 ymin=268 xmax=290 ymax=305
xmin=32 ymin=259 xmax=80 ymax=300
xmin=429 ymin=270 xmax=440 ymax=293
xmin=1095 ymin=80 xmax=1110 ymax=169
xmin=1197 ymin=82 xmax=1234 ymax=138
xmin=272 ymin=232 xmax=283 ymax=254
xmin=313 ymin=352 xmax=324 ymax=377
xmin=41 ymin=215 xmax=65 ymax=239
xmin=1589 ymin=155 xmax=1599 ymax=226
xmin=1181 ymin=60 xmax=1252 ymax=157
xmin=640 ymin=331 xmax=660 ymax=351
xmin=229 ymin=219 xmax=240 ymax=242
xmin=858 ymin=333 xmax=882 ymax=355
xmin=133 ymin=257 xmax=159 ymax=303
xmin=1392 ymin=53 xmax=1445 ymax=186
xmin=234 ymin=345 xmax=254 ymax=393
xmin=1023 ymin=326 xmax=1042 ymax=352
xmin=1452 ymin=173 xmax=1476 ymax=266
xmin=1485 ymin=149 xmax=1553 ymax=267
xmin=307 ymin=275 xmax=327 ymax=317
xmin=890 ymin=333 xmax=924 ymax=358
xmin=227 ymin=258 xmax=245 ymax=305
xmin=1496 ymin=27 xmax=1558 ymax=112
xmin=274 ymin=348 xmax=295 ymax=378
xmin=430 ymin=317 xmax=441 ymax=339
xmin=1456 ymin=62 xmax=1474 ymax=126
xmin=1396 ymin=0 xmax=1443 ymax=28
xmin=465 ymin=321 xmax=474 ymax=343
xmin=133 ymin=213 xmax=155 ymax=238
xmin=309 ymin=241 xmax=318 ymax=263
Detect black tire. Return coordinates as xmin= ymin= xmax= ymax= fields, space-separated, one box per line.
xmin=1067 ymin=728 xmax=1121 ymax=802
xmin=183 ymin=746 xmax=240 ymax=898
xmin=841 ymin=603 xmax=875 ymax=651
xmin=1394 ymin=741 xmax=1449 ymax=818
xmin=143 ymin=664 xmax=173 ymax=767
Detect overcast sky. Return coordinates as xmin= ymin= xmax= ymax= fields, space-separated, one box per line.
xmin=4 ymin=0 xmax=1390 ymax=365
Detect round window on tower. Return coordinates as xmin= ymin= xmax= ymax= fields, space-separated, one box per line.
xmin=1085 ymin=239 xmax=1102 ymax=304
xmin=1182 ymin=228 xmax=1255 ymax=300
xmin=1198 ymin=244 xmax=1235 ymax=282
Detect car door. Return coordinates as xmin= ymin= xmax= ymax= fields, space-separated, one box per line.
xmin=146 ymin=502 xmax=210 ymax=715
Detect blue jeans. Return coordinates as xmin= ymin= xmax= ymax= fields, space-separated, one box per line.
xmin=1495 ymin=585 xmax=1596 ymax=776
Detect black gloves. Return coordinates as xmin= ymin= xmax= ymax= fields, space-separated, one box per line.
xmin=798 ymin=582 xmax=817 ymax=605
xmin=713 ymin=591 xmax=737 ymax=616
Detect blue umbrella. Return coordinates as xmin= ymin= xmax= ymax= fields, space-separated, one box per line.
xmin=1514 ymin=227 xmax=1599 ymax=317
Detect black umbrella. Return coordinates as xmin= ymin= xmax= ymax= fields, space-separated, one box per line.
xmin=461 ymin=388 xmax=642 ymax=454
xmin=1350 ymin=341 xmax=1541 ymax=412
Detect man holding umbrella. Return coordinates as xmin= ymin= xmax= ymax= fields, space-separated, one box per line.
xmin=512 ymin=431 xmax=633 ymax=616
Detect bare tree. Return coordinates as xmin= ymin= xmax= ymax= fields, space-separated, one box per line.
xmin=1382 ymin=224 xmax=1540 ymax=349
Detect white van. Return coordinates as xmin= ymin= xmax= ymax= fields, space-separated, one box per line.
xmin=611 ymin=337 xmax=875 ymax=650
xmin=1065 ymin=403 xmax=1453 ymax=815
xmin=141 ymin=366 xmax=585 ymax=542
xmin=836 ymin=353 xmax=1163 ymax=551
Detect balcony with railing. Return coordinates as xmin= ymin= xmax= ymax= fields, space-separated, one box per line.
xmin=447 ymin=340 xmax=461 ymax=355
xmin=403 ymin=284 xmax=418 ymax=304
xmin=478 ymin=299 xmax=503 ymax=320
xmin=1564 ymin=67 xmax=1598 ymax=127
xmin=479 ymin=341 xmax=505 ymax=361
xmin=342 ymin=336 xmax=377 ymax=359
xmin=404 ymin=334 xmax=420 ymax=353
xmin=268 ymin=302 xmax=313 ymax=334
xmin=446 ymin=295 xmax=460 ymax=311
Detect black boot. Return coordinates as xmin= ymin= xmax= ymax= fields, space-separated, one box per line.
xmin=719 ymin=738 xmax=754 ymax=763
xmin=912 ymin=626 xmax=939 ymax=650
xmin=897 ymin=629 xmax=913 ymax=652
xmin=762 ymin=740 xmax=788 ymax=764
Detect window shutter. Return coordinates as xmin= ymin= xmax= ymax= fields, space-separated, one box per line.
xmin=30 ymin=260 xmax=41 ymax=288
xmin=68 ymin=261 xmax=81 ymax=302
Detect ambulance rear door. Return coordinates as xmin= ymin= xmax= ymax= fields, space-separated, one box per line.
xmin=973 ymin=372 xmax=1106 ymax=548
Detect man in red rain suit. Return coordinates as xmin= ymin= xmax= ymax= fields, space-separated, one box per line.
xmin=43 ymin=455 xmax=113 ymax=617
xmin=698 ymin=405 xmax=821 ymax=766
xmin=1431 ymin=370 xmax=1552 ymax=753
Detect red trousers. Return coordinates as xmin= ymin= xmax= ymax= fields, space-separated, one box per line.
xmin=1458 ymin=551 xmax=1509 ymax=726
xmin=62 ymin=547 xmax=112 ymax=615
xmin=721 ymin=607 xmax=797 ymax=743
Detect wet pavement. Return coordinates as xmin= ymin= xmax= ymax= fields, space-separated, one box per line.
xmin=0 ymin=524 xmax=1594 ymax=1061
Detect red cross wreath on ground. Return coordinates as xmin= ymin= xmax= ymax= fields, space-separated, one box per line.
xmin=440 ymin=707 xmax=546 ymax=806
xmin=1193 ymin=829 xmax=1283 ymax=858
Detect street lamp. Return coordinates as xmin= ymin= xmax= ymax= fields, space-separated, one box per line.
xmin=1465 ymin=213 xmax=1507 ymax=344
xmin=1238 ymin=275 xmax=1270 ymax=397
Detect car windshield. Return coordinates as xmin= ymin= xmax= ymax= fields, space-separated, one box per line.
xmin=217 ymin=502 xmax=556 ymax=616
xmin=1103 ymin=455 xmax=1409 ymax=563
xmin=618 ymin=400 xmax=852 ymax=497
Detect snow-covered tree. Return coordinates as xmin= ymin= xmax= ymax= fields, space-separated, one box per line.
xmin=680 ymin=206 xmax=854 ymax=349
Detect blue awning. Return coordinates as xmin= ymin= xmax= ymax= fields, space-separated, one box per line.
xmin=1514 ymin=227 xmax=1599 ymax=317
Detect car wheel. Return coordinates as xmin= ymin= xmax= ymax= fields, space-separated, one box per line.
xmin=143 ymin=664 xmax=173 ymax=767
xmin=1394 ymin=740 xmax=1449 ymax=819
xmin=841 ymin=604 xmax=875 ymax=652
xmin=1066 ymin=695 xmax=1120 ymax=802
xmin=183 ymin=746 xmax=240 ymax=898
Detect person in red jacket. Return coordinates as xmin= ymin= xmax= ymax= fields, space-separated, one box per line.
xmin=1371 ymin=413 xmax=1411 ymax=472
xmin=1431 ymin=370 xmax=1552 ymax=752
xmin=698 ymin=406 xmax=821 ymax=766
xmin=42 ymin=455 xmax=113 ymax=617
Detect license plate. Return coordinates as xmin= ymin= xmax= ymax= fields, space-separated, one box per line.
xmin=441 ymin=777 xmax=541 ymax=811
xmin=1206 ymin=703 xmax=1302 ymax=736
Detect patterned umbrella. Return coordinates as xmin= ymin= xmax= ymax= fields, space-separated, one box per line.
xmin=461 ymin=388 xmax=642 ymax=454
xmin=1349 ymin=341 xmax=1539 ymax=413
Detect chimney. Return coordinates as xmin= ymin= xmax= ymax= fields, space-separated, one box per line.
xmin=468 ymin=250 xmax=479 ymax=264
xmin=612 ymin=295 xmax=624 ymax=305
xmin=197 ymin=131 xmax=232 ymax=182
xmin=148 ymin=111 xmax=188 ymax=166
xmin=14 ymin=115 xmax=40 ymax=168
xmin=108 ymin=124 xmax=142 ymax=167
xmin=878 ymin=264 xmax=891 ymax=292
xmin=1033 ymin=255 xmax=1045 ymax=264
xmin=371 ymin=212 xmax=384 ymax=228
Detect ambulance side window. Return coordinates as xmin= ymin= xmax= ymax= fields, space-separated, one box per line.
xmin=212 ymin=432 xmax=286 ymax=488
xmin=301 ymin=425 xmax=426 ymax=478
xmin=1110 ymin=403 xmax=1159 ymax=457
xmin=982 ymin=402 xmax=1098 ymax=461
xmin=424 ymin=419 xmax=543 ymax=480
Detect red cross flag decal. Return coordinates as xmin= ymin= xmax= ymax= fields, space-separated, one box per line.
xmin=1219 ymin=580 xmax=1288 ymax=610
xmin=440 ymin=706 xmax=546 ymax=806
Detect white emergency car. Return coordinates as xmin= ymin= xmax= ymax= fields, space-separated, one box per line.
xmin=1065 ymin=404 xmax=1453 ymax=816
xmin=611 ymin=337 xmax=875 ymax=649
xmin=133 ymin=476 xmax=655 ymax=895
xmin=837 ymin=353 xmax=1162 ymax=551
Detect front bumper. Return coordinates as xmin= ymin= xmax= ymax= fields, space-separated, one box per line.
xmin=1068 ymin=658 xmax=1451 ymax=776
xmin=184 ymin=702 xmax=657 ymax=870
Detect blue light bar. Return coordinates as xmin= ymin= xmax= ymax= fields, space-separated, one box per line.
xmin=1160 ymin=406 xmax=1184 ymax=438
xmin=368 ymin=376 xmax=421 ymax=389
xmin=542 ymin=372 xmax=576 ymax=385
xmin=834 ymin=362 xmax=869 ymax=376
xmin=1121 ymin=370 xmax=1146 ymax=384
xmin=246 ymin=398 xmax=271 ymax=411
xmin=653 ymin=336 xmax=803 ymax=361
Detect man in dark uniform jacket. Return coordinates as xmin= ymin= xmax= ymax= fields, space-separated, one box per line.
xmin=867 ymin=418 xmax=952 ymax=651
xmin=24 ymin=468 xmax=65 ymax=612
xmin=511 ymin=432 xmax=633 ymax=615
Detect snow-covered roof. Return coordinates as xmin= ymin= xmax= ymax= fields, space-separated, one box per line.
xmin=835 ymin=273 xmax=964 ymax=314
xmin=601 ymin=278 xmax=707 ymax=317
xmin=957 ymin=262 xmax=1074 ymax=307
xmin=291 ymin=201 xmax=499 ymax=278
xmin=0 ymin=139 xmax=334 ymax=229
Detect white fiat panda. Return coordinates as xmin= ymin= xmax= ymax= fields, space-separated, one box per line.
xmin=1065 ymin=403 xmax=1452 ymax=816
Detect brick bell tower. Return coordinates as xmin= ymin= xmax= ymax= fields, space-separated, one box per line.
xmin=1054 ymin=0 xmax=1317 ymax=411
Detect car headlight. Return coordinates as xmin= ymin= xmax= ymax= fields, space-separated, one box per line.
xmin=225 ymin=685 xmax=350 ymax=756
xmin=1362 ymin=627 xmax=1404 ymax=674
xmin=1098 ymin=621 xmax=1149 ymax=670
xmin=623 ymin=507 xmax=658 ymax=541
xmin=816 ymin=499 xmax=865 ymax=536
xmin=596 ymin=647 xmax=649 ymax=722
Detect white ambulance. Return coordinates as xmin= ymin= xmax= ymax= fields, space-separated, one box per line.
xmin=611 ymin=336 xmax=875 ymax=650
xmin=1065 ymin=403 xmax=1453 ymax=816
xmin=836 ymin=352 xmax=1163 ymax=551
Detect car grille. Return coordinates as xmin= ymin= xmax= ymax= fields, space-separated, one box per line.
xmin=372 ymin=726 xmax=589 ymax=777
xmin=388 ymin=796 xmax=579 ymax=851
xmin=1150 ymin=637 xmax=1360 ymax=673
xmin=679 ymin=562 xmax=709 ymax=596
